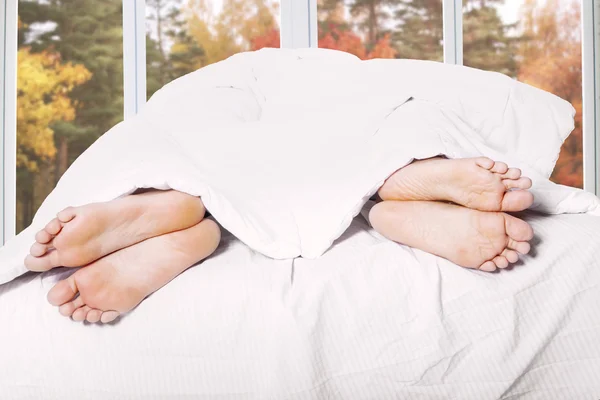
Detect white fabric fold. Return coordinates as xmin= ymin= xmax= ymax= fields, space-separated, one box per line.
xmin=0 ymin=48 xmax=598 ymax=285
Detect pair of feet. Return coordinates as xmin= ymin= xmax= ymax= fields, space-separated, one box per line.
xmin=24 ymin=156 xmax=534 ymax=324
xmin=372 ymin=156 xmax=534 ymax=271
xmin=25 ymin=190 xmax=221 ymax=324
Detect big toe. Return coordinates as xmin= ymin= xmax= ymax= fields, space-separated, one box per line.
xmin=47 ymin=277 xmax=78 ymax=306
xmin=504 ymin=214 xmax=534 ymax=242
xmin=501 ymin=190 xmax=534 ymax=212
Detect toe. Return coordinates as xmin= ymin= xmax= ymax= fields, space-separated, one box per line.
xmin=502 ymin=249 xmax=520 ymax=263
xmin=47 ymin=276 xmax=79 ymax=306
xmin=501 ymin=190 xmax=534 ymax=212
xmin=72 ymin=306 xmax=92 ymax=322
xmin=57 ymin=207 xmax=77 ymax=223
xmin=504 ymin=215 xmax=534 ymax=242
xmin=501 ymin=168 xmax=522 ymax=180
xmin=35 ymin=229 xmax=53 ymax=244
xmin=30 ymin=242 xmax=51 ymax=257
xmin=490 ymin=161 xmax=509 ymax=174
xmin=45 ymin=218 xmax=63 ymax=236
xmin=24 ymin=250 xmax=61 ymax=272
xmin=503 ymin=177 xmax=532 ymax=190
xmin=479 ymin=260 xmax=497 ymax=272
xmin=508 ymin=238 xmax=531 ymax=255
xmin=86 ymin=309 xmax=103 ymax=323
xmin=100 ymin=311 xmax=120 ymax=324
xmin=59 ymin=296 xmax=85 ymax=317
xmin=475 ymin=157 xmax=495 ymax=170
xmin=493 ymin=255 xmax=509 ymax=269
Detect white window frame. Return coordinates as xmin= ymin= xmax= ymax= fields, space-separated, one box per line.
xmin=443 ymin=0 xmax=463 ymax=65
xmin=582 ymin=0 xmax=600 ymax=194
xmin=1 ymin=0 xmax=599 ymax=245
xmin=280 ymin=0 xmax=316 ymax=48
xmin=0 ymin=0 xmax=17 ymax=245
xmin=123 ymin=0 xmax=147 ymax=119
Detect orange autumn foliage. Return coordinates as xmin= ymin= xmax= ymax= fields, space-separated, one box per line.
xmin=250 ymin=28 xmax=280 ymax=50
xmin=366 ymin=33 xmax=396 ymax=59
xmin=518 ymin=0 xmax=583 ymax=188
xmin=318 ymin=24 xmax=367 ymax=58
xmin=251 ymin=24 xmax=396 ymax=60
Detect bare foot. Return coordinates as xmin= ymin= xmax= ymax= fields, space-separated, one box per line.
xmin=25 ymin=190 xmax=205 ymax=272
xmin=46 ymin=219 xmax=221 ymax=323
xmin=369 ymin=200 xmax=534 ymax=272
xmin=378 ymin=157 xmax=534 ymax=212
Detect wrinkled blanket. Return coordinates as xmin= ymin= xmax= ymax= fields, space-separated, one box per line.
xmin=1 ymin=48 xmax=599 ymax=284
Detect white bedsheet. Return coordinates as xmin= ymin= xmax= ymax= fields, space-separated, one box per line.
xmin=1 ymin=207 xmax=599 ymax=399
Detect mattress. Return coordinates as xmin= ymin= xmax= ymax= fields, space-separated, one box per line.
xmin=1 ymin=204 xmax=599 ymax=399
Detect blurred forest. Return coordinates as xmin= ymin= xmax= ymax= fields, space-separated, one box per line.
xmin=16 ymin=0 xmax=582 ymax=232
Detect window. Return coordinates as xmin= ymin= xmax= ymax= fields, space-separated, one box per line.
xmin=463 ymin=0 xmax=583 ymax=188
xmin=317 ymin=0 xmax=443 ymax=61
xmin=146 ymin=0 xmax=280 ymax=99
xmin=16 ymin=0 xmax=124 ymax=233
xmin=0 ymin=0 xmax=598 ymax=243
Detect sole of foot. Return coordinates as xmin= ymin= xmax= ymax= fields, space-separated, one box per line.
xmin=46 ymin=219 xmax=221 ymax=324
xmin=369 ymin=200 xmax=534 ymax=272
xmin=378 ymin=157 xmax=534 ymax=212
xmin=25 ymin=190 xmax=206 ymax=272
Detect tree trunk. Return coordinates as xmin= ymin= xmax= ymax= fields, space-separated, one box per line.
xmin=23 ymin=189 xmax=33 ymax=232
xmin=56 ymin=135 xmax=69 ymax=182
xmin=156 ymin=0 xmax=168 ymax=84
xmin=368 ymin=1 xmax=377 ymax=48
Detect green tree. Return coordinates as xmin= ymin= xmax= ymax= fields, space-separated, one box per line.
xmin=319 ymin=0 xmax=346 ymax=23
xmin=347 ymin=0 xmax=397 ymax=49
xmin=16 ymin=46 xmax=91 ymax=228
xmin=17 ymin=0 xmax=123 ymax=231
xmin=463 ymin=0 xmax=518 ymax=75
xmin=19 ymin=0 xmax=124 ymax=177
xmin=318 ymin=0 xmax=352 ymax=39
xmin=146 ymin=0 xmax=205 ymax=98
xmin=392 ymin=0 xmax=443 ymax=61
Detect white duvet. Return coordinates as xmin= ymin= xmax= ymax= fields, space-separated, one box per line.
xmin=0 ymin=48 xmax=599 ymax=284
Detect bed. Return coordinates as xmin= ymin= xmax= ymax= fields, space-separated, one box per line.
xmin=1 ymin=204 xmax=599 ymax=399
xmin=1 ymin=48 xmax=600 ymax=399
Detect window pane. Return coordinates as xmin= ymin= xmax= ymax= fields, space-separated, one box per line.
xmin=146 ymin=0 xmax=281 ymax=99
xmin=463 ymin=0 xmax=583 ymax=188
xmin=318 ymin=0 xmax=443 ymax=61
xmin=16 ymin=0 xmax=124 ymax=233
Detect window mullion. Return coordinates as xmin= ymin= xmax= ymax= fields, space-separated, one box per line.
xmin=280 ymin=0 xmax=312 ymax=48
xmin=582 ymin=0 xmax=599 ymax=194
xmin=1 ymin=0 xmax=17 ymax=245
xmin=123 ymin=0 xmax=147 ymax=119
xmin=443 ymin=0 xmax=463 ymax=65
